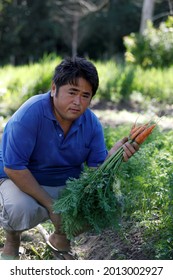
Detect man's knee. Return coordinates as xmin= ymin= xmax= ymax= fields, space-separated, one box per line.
xmin=1 ymin=198 xmax=48 ymax=231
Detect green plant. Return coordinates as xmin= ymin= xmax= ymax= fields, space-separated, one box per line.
xmin=53 ymin=121 xmax=156 ymax=239
xmin=0 ymin=56 xmax=61 ymax=117
xmin=119 ymin=128 xmax=173 ymax=259
xmin=124 ymin=16 xmax=173 ymax=68
xmin=1 ymin=57 xmax=173 ymax=117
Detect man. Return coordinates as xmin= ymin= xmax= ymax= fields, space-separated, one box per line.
xmin=0 ymin=57 xmax=138 ymax=260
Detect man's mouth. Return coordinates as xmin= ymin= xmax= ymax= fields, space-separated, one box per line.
xmin=69 ymin=108 xmax=80 ymax=112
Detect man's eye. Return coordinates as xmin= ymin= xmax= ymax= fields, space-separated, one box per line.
xmin=82 ymin=94 xmax=90 ymax=99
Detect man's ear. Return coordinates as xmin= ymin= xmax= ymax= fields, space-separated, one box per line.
xmin=51 ymin=82 xmax=56 ymax=97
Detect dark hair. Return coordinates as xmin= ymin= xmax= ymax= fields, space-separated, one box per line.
xmin=52 ymin=56 xmax=99 ymax=96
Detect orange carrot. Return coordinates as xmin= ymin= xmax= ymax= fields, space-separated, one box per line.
xmin=130 ymin=116 xmax=140 ymax=134
xmin=130 ymin=121 xmax=150 ymax=136
xmin=130 ymin=125 xmax=147 ymax=140
xmin=130 ymin=125 xmax=140 ymax=135
xmin=135 ymin=124 xmax=156 ymax=144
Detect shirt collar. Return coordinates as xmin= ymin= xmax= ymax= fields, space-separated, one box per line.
xmin=42 ymin=91 xmax=56 ymax=121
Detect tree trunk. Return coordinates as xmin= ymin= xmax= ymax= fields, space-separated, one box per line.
xmin=71 ymin=16 xmax=79 ymax=58
xmin=140 ymin=0 xmax=155 ymax=34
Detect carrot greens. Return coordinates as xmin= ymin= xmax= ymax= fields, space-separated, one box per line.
xmin=53 ymin=120 xmax=156 ymax=239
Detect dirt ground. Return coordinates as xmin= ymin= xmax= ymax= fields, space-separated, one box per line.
xmin=72 ymin=227 xmax=149 ymax=260
xmin=15 ymin=223 xmax=149 ymax=260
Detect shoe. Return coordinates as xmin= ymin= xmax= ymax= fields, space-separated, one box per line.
xmin=46 ymin=240 xmax=76 ymax=260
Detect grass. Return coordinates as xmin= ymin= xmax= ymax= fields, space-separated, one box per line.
xmin=1 ymin=56 xmax=173 ymax=118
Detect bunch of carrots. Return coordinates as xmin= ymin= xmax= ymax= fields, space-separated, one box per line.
xmin=53 ymin=120 xmax=157 ymax=239
xmin=99 ymin=121 xmax=156 ymax=173
xmin=130 ymin=122 xmax=156 ymax=145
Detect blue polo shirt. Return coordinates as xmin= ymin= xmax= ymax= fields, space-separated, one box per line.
xmin=0 ymin=92 xmax=108 ymax=186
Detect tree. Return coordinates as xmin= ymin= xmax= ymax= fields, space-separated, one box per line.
xmin=49 ymin=0 xmax=109 ymax=57
xmin=153 ymin=0 xmax=173 ymax=22
xmin=140 ymin=0 xmax=155 ymax=34
xmin=1 ymin=0 xmax=169 ymax=65
xmin=0 ymin=0 xmax=55 ymax=65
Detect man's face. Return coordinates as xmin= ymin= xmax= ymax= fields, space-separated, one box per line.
xmin=51 ymin=77 xmax=93 ymax=123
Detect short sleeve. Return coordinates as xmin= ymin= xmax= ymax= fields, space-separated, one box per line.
xmin=2 ymin=121 xmax=36 ymax=170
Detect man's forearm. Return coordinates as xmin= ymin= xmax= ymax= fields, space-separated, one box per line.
xmin=4 ymin=167 xmax=53 ymax=212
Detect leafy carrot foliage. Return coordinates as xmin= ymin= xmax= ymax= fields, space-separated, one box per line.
xmin=53 ymin=120 xmax=156 ymax=239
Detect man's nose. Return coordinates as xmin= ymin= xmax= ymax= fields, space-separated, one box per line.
xmin=73 ymin=95 xmax=81 ymax=105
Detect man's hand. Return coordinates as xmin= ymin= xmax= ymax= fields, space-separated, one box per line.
xmin=108 ymin=137 xmax=139 ymax=162
xmin=122 ymin=138 xmax=139 ymax=161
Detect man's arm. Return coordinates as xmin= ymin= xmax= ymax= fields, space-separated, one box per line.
xmin=3 ymin=167 xmax=61 ymax=229
xmin=4 ymin=167 xmax=53 ymax=210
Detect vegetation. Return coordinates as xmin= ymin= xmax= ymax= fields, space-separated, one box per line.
xmin=53 ymin=121 xmax=156 ymax=239
xmin=101 ymin=124 xmax=173 ymax=260
xmin=119 ymin=128 xmax=173 ymax=259
xmin=124 ymin=16 xmax=173 ymax=68
xmin=1 ymin=56 xmax=173 ymax=120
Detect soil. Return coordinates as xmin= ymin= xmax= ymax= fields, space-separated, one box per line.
xmin=90 ymin=99 xmax=173 ymax=131
xmin=72 ymin=227 xmax=149 ymax=260
xmin=16 ymin=223 xmax=149 ymax=260
xmin=1 ymin=217 xmax=148 ymax=260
